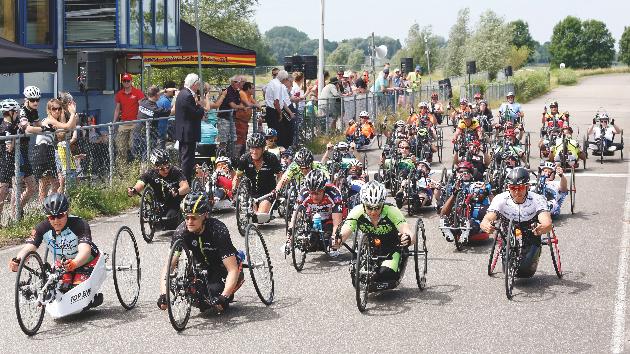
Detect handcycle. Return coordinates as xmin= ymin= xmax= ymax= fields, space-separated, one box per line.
xmin=14 ymin=226 xmax=141 ymax=336
xmin=347 ymin=218 xmax=428 ymax=312
xmin=234 ymin=177 xmax=285 ymax=237
xmin=487 ymin=219 xmax=562 ymax=300
xmin=587 ymin=128 xmax=624 ymax=164
xmin=439 ymin=181 xmax=478 ymax=251
xmin=165 ymin=223 xmax=274 ymax=331
xmin=139 ymin=181 xmax=183 ymax=243
xmin=289 ymin=205 xmax=341 ymax=271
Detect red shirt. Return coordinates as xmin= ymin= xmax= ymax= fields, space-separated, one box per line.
xmin=115 ymin=87 xmax=145 ymax=121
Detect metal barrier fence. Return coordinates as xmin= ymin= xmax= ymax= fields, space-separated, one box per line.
xmin=459 ymin=83 xmax=515 ymax=103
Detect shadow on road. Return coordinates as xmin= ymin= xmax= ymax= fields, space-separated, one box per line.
xmin=553 ymin=211 xmax=599 ymax=226
xmin=512 ymin=271 xmax=592 ymax=303
xmin=362 ymin=283 xmax=462 ymax=316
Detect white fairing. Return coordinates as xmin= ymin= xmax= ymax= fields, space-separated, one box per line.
xmin=46 ymin=254 xmax=107 ymax=319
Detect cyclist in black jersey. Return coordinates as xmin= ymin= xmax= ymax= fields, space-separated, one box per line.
xmin=233 ymin=133 xmax=282 ymax=215
xmin=128 ymin=149 xmax=190 ymax=230
xmin=158 ymin=192 xmax=243 ymax=313
xmin=480 ymin=167 xmax=552 ymax=277
xmin=337 ymin=181 xmax=413 ymax=283
xmin=8 ymin=193 xmax=103 ymax=305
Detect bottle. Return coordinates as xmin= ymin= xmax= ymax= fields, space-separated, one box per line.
xmin=237 ymin=250 xmax=246 ymax=264
xmin=312 ymin=212 xmax=322 ymax=231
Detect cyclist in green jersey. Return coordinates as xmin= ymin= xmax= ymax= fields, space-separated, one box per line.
xmin=336 ymin=181 xmax=413 ymax=282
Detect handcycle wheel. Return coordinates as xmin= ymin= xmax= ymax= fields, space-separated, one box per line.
xmin=15 ymin=251 xmax=46 ymax=336
xmin=454 ymin=230 xmax=463 ymax=251
xmin=166 ymin=239 xmax=192 ymax=332
xmin=547 ymin=228 xmax=563 ymax=278
xmin=290 ymin=206 xmax=308 ymax=271
xmin=569 ymin=167 xmax=576 ymax=214
xmin=504 ymin=221 xmax=517 ymax=300
xmin=139 ymin=186 xmax=156 ymax=243
xmin=377 ymin=133 xmax=382 ymax=149
xmin=621 ymin=130 xmax=624 ymax=160
xmin=244 ymin=224 xmax=275 ymax=305
xmin=599 ymin=139 xmax=605 ymax=164
xmin=235 ymin=177 xmax=252 ymax=237
xmin=355 ymin=233 xmax=371 ymax=312
xmin=112 ymin=226 xmax=141 ymax=310
xmin=413 ymin=219 xmax=428 ymax=290
xmin=524 ymin=132 xmax=531 ymax=164
xmin=487 ymin=234 xmax=503 ymax=276
xmin=437 ymin=127 xmax=444 ymax=163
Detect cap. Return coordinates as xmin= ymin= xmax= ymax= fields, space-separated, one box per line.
xmin=337 ymin=70 xmax=344 ymax=75
xmin=122 ymin=73 xmax=133 ymax=82
xmin=415 ymin=65 xmax=421 ymax=71
xmin=329 ymin=77 xmax=339 ymax=85
xmin=394 ymin=68 xmax=400 ymax=72
xmin=343 ymin=70 xmax=352 ymax=78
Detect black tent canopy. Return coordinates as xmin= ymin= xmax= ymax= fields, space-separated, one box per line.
xmin=0 ymin=37 xmax=57 ymax=73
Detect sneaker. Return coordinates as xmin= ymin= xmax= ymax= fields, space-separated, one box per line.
xmin=608 ymin=146 xmax=616 ymax=152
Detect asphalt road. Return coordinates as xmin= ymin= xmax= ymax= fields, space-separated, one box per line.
xmin=1 ymin=73 xmax=630 ymax=353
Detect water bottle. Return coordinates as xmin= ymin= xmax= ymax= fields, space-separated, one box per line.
xmin=237 ymin=250 xmax=246 ymax=263
xmin=312 ymin=212 xmax=322 ymax=231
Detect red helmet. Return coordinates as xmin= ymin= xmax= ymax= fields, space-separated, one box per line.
xmin=456 ymin=161 xmax=474 ymax=172
xmin=474 ymin=92 xmax=482 ymax=99
xmin=505 ymin=129 xmax=516 ymax=138
xmin=469 ymin=140 xmax=481 ymax=148
xmin=505 ymin=121 xmax=514 ymax=129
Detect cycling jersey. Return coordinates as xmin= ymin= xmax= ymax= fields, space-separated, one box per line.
xmin=488 ymin=191 xmax=548 ymax=226
xmin=540 ymin=181 xmax=567 ymax=216
xmin=296 ymin=184 xmax=343 ymax=221
xmin=551 ymin=137 xmax=580 ymax=157
xmin=27 ymin=216 xmax=98 ymax=261
xmin=593 ymin=125 xmax=616 ymax=142
xmin=171 ymin=217 xmax=237 ymax=274
xmin=344 ymin=203 xmax=406 ymax=253
xmin=384 ymin=156 xmax=415 ymax=171
xmin=544 ymin=113 xmax=567 ymax=128
xmin=236 ymin=151 xmax=282 ymax=197
xmin=457 ymin=118 xmax=481 ymax=131
xmin=266 ymin=146 xmax=281 ymax=158
xmin=493 ymin=144 xmax=524 ymax=158
xmin=346 ymin=122 xmax=375 ymax=139
xmin=499 ymin=102 xmax=522 ymax=121
xmin=139 ymin=167 xmax=186 ymax=205
xmin=407 ymin=114 xmax=435 ymax=127
xmin=283 ymin=161 xmax=329 ymax=183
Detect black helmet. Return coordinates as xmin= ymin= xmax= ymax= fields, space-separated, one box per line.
xmin=505 ymin=167 xmax=530 ymax=186
xmin=246 ymin=133 xmax=266 ymax=148
xmin=331 ymin=149 xmax=342 ymax=162
xmin=294 ymin=148 xmax=314 ymax=167
xmin=181 ymin=191 xmax=211 ymax=215
xmin=281 ymin=148 xmax=294 ymax=157
xmin=43 ymin=193 xmax=69 ymax=216
xmin=150 ymin=148 xmax=169 ymax=166
xmin=304 ymin=169 xmax=327 ymax=191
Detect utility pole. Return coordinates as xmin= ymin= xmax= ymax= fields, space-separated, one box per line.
xmin=317 ymin=0 xmax=325 ymax=96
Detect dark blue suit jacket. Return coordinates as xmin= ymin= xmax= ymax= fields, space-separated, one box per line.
xmin=174 ymin=88 xmax=205 ymax=143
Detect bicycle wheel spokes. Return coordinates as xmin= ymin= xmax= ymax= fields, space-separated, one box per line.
xmin=140 ymin=186 xmax=156 ymax=243
xmin=15 ymin=251 xmax=46 ymax=336
xmin=235 ymin=179 xmax=251 ymax=237
xmin=245 ymin=224 xmax=275 ymax=305
xmin=487 ymin=235 xmax=502 ymax=276
xmin=548 ymin=229 xmax=563 ymax=278
xmin=414 ymin=219 xmax=428 ymax=290
xmin=291 ymin=208 xmax=308 ymax=271
xmin=113 ymin=226 xmax=141 ymax=310
xmin=166 ymin=240 xmax=192 ymax=331
xmin=355 ymin=235 xmax=370 ymax=312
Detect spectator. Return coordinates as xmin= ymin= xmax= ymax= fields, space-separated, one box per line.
xmin=236 ymin=82 xmax=259 ymax=156
xmin=406 ymin=65 xmax=422 ymax=107
xmin=264 ymin=69 xmax=288 ymax=135
xmin=157 ymin=80 xmax=177 ymax=147
xmin=362 ymin=70 xmax=370 ymax=88
xmin=55 ymin=92 xmax=82 ymax=192
xmin=113 ymin=73 xmax=144 ymax=163
xmin=17 ymin=86 xmax=44 ymax=210
xmin=138 ymin=85 xmax=176 ymax=153
xmin=175 ymin=73 xmax=207 ymax=183
xmin=319 ymin=77 xmax=341 ymax=130
xmin=279 ymin=76 xmax=297 ymax=148
xmin=0 ymin=99 xmax=21 ymax=216
xmin=291 ymin=72 xmax=307 ymax=146
xmin=262 ymin=67 xmax=279 ymax=100
xmin=195 ymin=87 xmax=227 ymax=166
xmin=218 ymin=76 xmax=248 ymax=159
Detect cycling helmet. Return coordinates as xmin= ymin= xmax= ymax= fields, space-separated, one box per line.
xmin=506 ymin=91 xmax=515 ymax=97
xmin=549 ymin=101 xmax=558 ymax=108
xmin=469 ymin=140 xmax=482 ymax=149
xmin=281 ymin=148 xmax=294 ymax=157
xmin=431 ymin=92 xmax=438 ymax=99
xmin=182 ymin=191 xmax=211 ymax=215
xmin=505 ymin=129 xmax=516 ymax=138
xmin=246 ymin=132 xmax=266 ymax=148
xmin=149 ymin=148 xmax=169 ymax=166
xmin=539 ymin=161 xmax=556 ymax=171
xmin=505 ymin=167 xmax=530 ymax=185
xmin=460 ymin=98 xmax=468 ymax=105
xmin=474 ymin=92 xmax=482 ymax=99
xmin=359 ymin=111 xmax=369 ymax=118
xmin=294 ymin=148 xmax=314 ymax=167
xmin=304 ymin=169 xmax=327 ymax=191
xmin=479 ymin=99 xmax=488 ymax=106
xmin=331 ymin=149 xmax=342 ymax=162
xmin=43 ymin=193 xmax=70 ymax=216
xmin=417 ymin=160 xmax=431 ymax=171
xmin=395 ymin=120 xmax=406 ymax=128
xmin=418 ymin=101 xmax=429 ymax=108
xmin=215 ymin=156 xmax=231 ymax=166
xmin=562 ymin=126 xmax=573 ymax=134
xmin=456 ymin=161 xmax=474 ymax=172
xmin=360 ymin=181 xmax=386 ymax=208
xmin=0 ymin=99 xmax=20 ymax=113
xmin=336 ymin=141 xmax=349 ymax=151
xmin=264 ymin=128 xmax=278 ymax=138
xmin=598 ymin=113 xmax=610 ymax=121
xmin=23 ymin=86 xmax=41 ymax=99
xmin=349 ymin=159 xmax=363 ymax=169
xmin=462 ymin=111 xmax=473 ymax=119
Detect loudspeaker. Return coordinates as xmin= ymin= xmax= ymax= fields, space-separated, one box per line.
xmin=438 ymin=78 xmax=453 ymax=98
xmin=77 ymin=52 xmax=106 ymax=91
xmin=400 ymin=58 xmax=413 ymax=74
xmin=504 ymin=66 xmax=513 ymax=77
xmin=283 ymin=56 xmax=293 ymax=72
xmin=466 ymin=60 xmax=477 ymax=75
xmin=291 ymin=55 xmax=304 ymax=72
xmin=303 ymin=55 xmax=318 ymax=80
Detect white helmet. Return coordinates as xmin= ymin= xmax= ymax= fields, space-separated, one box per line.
xmin=336 ymin=141 xmax=349 ymax=151
xmin=23 ymin=86 xmax=41 ymax=99
xmin=359 ymin=111 xmax=369 ymax=118
xmin=395 ymin=120 xmax=406 ymax=128
xmin=418 ymin=101 xmax=429 ymax=108
xmin=0 ymin=99 xmax=20 ymax=113
xmin=349 ymin=159 xmax=363 ymax=168
xmin=216 ymin=156 xmax=231 ymax=166
xmin=360 ymin=181 xmax=386 ymax=208
xmin=539 ymin=161 xmax=555 ymax=171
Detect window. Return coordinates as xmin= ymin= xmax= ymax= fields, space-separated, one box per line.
xmin=65 ymin=1 xmax=116 ymax=46
xmin=129 ymin=0 xmax=141 ymax=45
xmin=118 ymin=0 xmax=127 ymax=44
xmin=167 ymin=0 xmax=176 ymax=46
xmin=142 ymin=0 xmax=154 ymax=46
xmin=154 ymin=0 xmax=165 ymax=46
xmin=26 ymin=0 xmax=52 ymax=45
xmin=0 ymin=0 xmax=16 ymax=42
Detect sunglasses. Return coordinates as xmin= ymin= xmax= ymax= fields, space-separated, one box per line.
xmin=185 ymin=214 xmax=203 ymax=221
xmin=299 ymin=166 xmax=310 ymax=171
xmin=28 ymin=98 xmax=40 ymax=103
xmin=122 ymin=80 xmax=131 ymax=83
xmin=47 ymin=212 xmax=67 ymax=220
xmin=51 ymin=107 xmax=62 ymax=112
xmin=157 ymin=164 xmax=170 ymax=171
xmin=308 ymin=190 xmax=324 ymax=195
xmin=399 ymin=146 xmax=410 ymax=150
xmin=507 ymin=184 xmax=527 ymax=191
xmin=364 ymin=205 xmax=382 ymax=211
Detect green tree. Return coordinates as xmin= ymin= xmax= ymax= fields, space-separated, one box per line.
xmin=580 ymin=19 xmax=615 ymax=68
xmin=509 ymin=20 xmax=535 ymax=62
xmin=326 ymin=42 xmax=354 ymax=66
xmin=549 ymin=16 xmax=583 ymax=68
xmin=445 ymin=8 xmax=470 ymax=77
xmin=347 ymin=49 xmax=366 ymax=70
xmin=620 ymin=26 xmax=630 ymax=66
xmin=298 ymin=39 xmax=338 ymax=56
xmin=464 ymin=10 xmax=510 ymax=79
xmin=507 ymin=45 xmax=531 ymax=70
xmin=531 ymin=41 xmax=551 ymax=64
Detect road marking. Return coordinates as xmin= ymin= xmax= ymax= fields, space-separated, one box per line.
xmin=611 ymin=160 xmax=630 ymax=353
xmin=575 ymin=173 xmax=629 ymax=178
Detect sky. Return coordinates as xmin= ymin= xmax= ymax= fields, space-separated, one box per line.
xmin=254 ymin=0 xmax=630 ymax=47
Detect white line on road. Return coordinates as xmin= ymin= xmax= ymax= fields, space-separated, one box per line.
xmin=611 ymin=160 xmax=630 ymax=353
xmin=366 ymin=169 xmax=628 ymax=178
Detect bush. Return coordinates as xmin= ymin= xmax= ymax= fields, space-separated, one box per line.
xmin=555 ymin=68 xmax=578 ymax=85
xmin=512 ymin=69 xmax=550 ymax=102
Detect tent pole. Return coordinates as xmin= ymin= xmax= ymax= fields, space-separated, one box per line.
xmin=252 ymin=68 xmax=257 ymax=133
xmin=56 ymin=0 xmax=64 ymax=94
xmin=194 ymin=0 xmax=204 ymax=97
xmin=317 ymin=0 xmax=325 ymax=97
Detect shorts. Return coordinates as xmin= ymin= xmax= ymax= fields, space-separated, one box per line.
xmin=32 ymin=143 xmax=57 ymax=179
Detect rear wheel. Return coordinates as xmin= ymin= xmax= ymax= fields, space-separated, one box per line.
xmin=245 ymin=224 xmax=274 ymax=305
xmin=569 ymin=167 xmax=576 ymax=214
xmin=166 ymin=239 xmax=192 ymax=332
xmin=355 ymin=234 xmax=371 ymax=312
xmin=291 ymin=206 xmax=308 ymax=271
xmin=15 ymin=251 xmax=46 ymax=336
xmin=235 ymin=178 xmax=252 ymax=237
xmin=413 ymin=219 xmax=428 ymax=290
xmin=112 ymin=226 xmax=141 ymax=310
xmin=139 ymin=186 xmax=156 ymax=243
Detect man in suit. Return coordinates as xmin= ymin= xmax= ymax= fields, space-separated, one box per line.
xmin=175 ymin=73 xmax=206 ymax=182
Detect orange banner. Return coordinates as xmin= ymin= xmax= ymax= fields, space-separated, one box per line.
xmin=137 ymin=52 xmax=256 ymax=67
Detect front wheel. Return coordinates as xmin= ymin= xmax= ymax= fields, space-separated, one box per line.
xmin=355 ymin=234 xmax=371 ymax=312
xmin=235 ymin=178 xmax=252 ymax=237
xmin=245 ymin=224 xmax=275 ymax=305
xmin=487 ymin=234 xmax=503 ymax=276
xmin=546 ymin=229 xmax=563 ymax=278
xmin=112 ymin=226 xmax=141 ymax=310
xmin=569 ymin=167 xmax=576 ymax=214
xmin=290 ymin=206 xmax=308 ymax=271
xmin=166 ymin=239 xmax=192 ymax=332
xmin=504 ymin=230 xmax=517 ymax=300
xmin=413 ymin=219 xmax=428 ymax=290
xmin=15 ymin=251 xmax=46 ymax=336
xmin=139 ymin=186 xmax=156 ymax=243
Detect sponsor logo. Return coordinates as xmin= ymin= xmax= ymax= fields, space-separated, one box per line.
xmin=70 ymin=288 xmax=91 ymax=304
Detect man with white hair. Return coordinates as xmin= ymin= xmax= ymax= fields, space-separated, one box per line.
xmin=218 ymin=75 xmax=247 ymax=159
xmin=175 ymin=73 xmax=207 ymax=182
xmin=264 ymin=70 xmax=293 ymax=139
